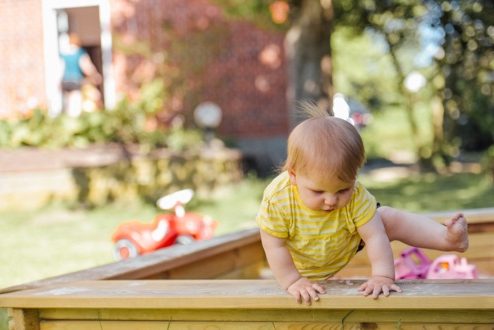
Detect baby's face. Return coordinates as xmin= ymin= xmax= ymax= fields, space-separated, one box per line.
xmin=289 ymin=171 xmax=355 ymax=212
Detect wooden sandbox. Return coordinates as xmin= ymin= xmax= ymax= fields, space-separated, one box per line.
xmin=1 ymin=207 xmax=494 ymax=329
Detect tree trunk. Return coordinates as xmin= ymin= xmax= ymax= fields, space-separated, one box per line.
xmin=285 ymin=0 xmax=334 ymax=128
xmin=382 ymin=33 xmax=427 ymax=166
xmin=431 ymin=93 xmax=446 ymax=164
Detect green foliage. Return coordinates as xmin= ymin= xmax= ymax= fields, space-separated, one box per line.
xmin=70 ymin=149 xmax=243 ymax=208
xmin=334 ymin=0 xmax=494 ymax=166
xmin=436 ymin=1 xmax=494 ymax=151
xmin=0 ymin=80 xmax=202 ymax=151
xmin=361 ymin=105 xmax=432 ymax=162
xmin=211 ymin=0 xmax=283 ymax=30
xmin=332 ymin=27 xmax=399 ymax=109
xmin=481 ymin=145 xmax=494 ymax=180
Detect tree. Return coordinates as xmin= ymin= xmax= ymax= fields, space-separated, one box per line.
xmin=334 ymin=0 xmax=494 ymax=169
xmin=333 ymin=1 xmax=434 ymax=164
xmin=284 ymin=0 xmax=334 ymax=126
xmin=214 ymin=0 xmax=335 ymax=126
xmin=433 ymin=0 xmax=494 ymax=157
xmin=218 ymin=0 xmax=494 ymax=168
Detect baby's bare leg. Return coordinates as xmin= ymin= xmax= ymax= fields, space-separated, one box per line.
xmin=377 ymin=206 xmax=468 ymax=252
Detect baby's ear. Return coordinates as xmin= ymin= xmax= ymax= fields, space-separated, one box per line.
xmin=288 ymin=169 xmax=296 ymax=184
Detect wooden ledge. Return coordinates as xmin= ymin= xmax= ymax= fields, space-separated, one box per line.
xmin=1 ymin=279 xmax=494 ymax=310
xmin=1 ymin=208 xmax=493 ymax=295
xmin=0 ymin=227 xmax=262 ymax=294
xmin=429 ymin=207 xmax=494 ymax=231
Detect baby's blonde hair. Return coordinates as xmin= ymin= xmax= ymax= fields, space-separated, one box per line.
xmin=283 ymin=103 xmax=365 ymax=184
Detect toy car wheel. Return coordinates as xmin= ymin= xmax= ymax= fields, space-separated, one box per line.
xmin=114 ymin=239 xmax=139 ymax=260
xmin=176 ymin=235 xmax=195 ymax=245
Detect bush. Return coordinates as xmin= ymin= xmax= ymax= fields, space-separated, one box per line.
xmin=0 ymin=80 xmax=202 ymax=152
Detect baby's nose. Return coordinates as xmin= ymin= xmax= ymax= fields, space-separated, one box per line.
xmin=324 ymin=195 xmax=337 ymax=206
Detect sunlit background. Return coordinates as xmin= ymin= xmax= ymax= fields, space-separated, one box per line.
xmin=1 ymin=1 xmax=494 ymax=327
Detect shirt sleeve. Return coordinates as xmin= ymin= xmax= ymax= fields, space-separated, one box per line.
xmin=346 ymin=182 xmax=377 ymax=233
xmin=256 ymin=197 xmax=289 ymax=239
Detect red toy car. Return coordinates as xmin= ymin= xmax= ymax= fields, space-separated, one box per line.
xmin=112 ymin=189 xmax=217 ymax=260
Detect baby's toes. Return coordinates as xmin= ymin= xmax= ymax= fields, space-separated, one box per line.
xmin=454 ymin=216 xmax=468 ymax=233
xmin=450 ymin=217 xmax=469 ymax=251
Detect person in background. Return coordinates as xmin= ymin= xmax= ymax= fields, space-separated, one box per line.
xmin=60 ymin=33 xmax=102 ymax=117
xmin=256 ymin=103 xmax=469 ymax=304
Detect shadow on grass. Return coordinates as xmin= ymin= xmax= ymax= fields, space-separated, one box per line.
xmin=363 ymin=172 xmax=494 ymax=212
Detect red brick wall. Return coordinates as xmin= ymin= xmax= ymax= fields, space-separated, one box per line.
xmin=201 ymin=22 xmax=288 ymax=138
xmin=0 ymin=0 xmax=45 ymax=118
xmin=110 ymin=0 xmax=289 ymax=139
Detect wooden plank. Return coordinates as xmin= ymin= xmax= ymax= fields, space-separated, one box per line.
xmin=274 ymin=323 xmax=347 ymax=330
xmin=408 ymin=207 xmax=494 ymax=234
xmin=41 ymin=321 xmax=101 ymax=330
xmin=40 ymin=308 xmax=350 ymax=322
xmin=0 ymin=228 xmax=262 ymax=294
xmin=216 ymin=261 xmax=267 ymax=279
xmin=38 ymin=320 xmax=494 ymax=330
xmin=399 ymin=325 xmax=494 ymax=330
xmin=32 ymin=309 xmax=494 ymax=329
xmin=7 ymin=308 xmax=39 ymax=330
xmin=100 ymin=321 xmax=169 ymax=330
xmin=344 ymin=309 xmax=494 ymax=323
xmin=165 ymin=242 xmax=265 ymax=279
xmin=40 ymin=309 xmax=99 ymax=320
xmin=1 ymin=280 xmax=494 ymax=310
xmin=168 ymin=322 xmax=274 ymax=329
xmin=343 ymin=323 xmax=494 ymax=330
xmin=41 ymin=321 xmax=169 ymax=330
xmin=428 ymin=207 xmax=494 ymax=224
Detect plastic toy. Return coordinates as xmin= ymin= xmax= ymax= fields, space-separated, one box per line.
xmin=394 ymin=247 xmax=479 ymax=280
xmin=112 ymin=189 xmax=217 ymax=260
xmin=426 ymin=254 xmax=478 ymax=279
xmin=394 ymin=247 xmax=432 ymax=280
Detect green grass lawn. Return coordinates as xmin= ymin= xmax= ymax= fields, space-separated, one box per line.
xmin=362 ymin=170 xmax=494 ymax=211
xmin=360 ymin=104 xmax=432 ymax=162
xmin=0 ymin=177 xmax=267 ymax=290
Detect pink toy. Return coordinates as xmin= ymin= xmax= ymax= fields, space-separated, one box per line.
xmin=394 ymin=247 xmax=432 ymax=280
xmin=426 ymin=254 xmax=478 ymax=279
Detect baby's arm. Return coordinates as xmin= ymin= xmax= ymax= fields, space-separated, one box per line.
xmin=357 ymin=213 xmax=402 ymax=298
xmin=260 ymin=229 xmax=325 ymax=304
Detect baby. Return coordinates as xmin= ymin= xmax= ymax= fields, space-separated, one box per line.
xmin=256 ymin=105 xmax=468 ymax=304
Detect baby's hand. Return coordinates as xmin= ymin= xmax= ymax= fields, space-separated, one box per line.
xmin=358 ymin=275 xmax=401 ymax=299
xmin=286 ymin=277 xmax=326 ymax=305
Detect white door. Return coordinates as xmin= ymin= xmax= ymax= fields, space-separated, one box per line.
xmin=42 ymin=0 xmax=115 ymax=116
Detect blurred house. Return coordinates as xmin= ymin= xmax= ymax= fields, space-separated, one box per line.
xmin=0 ymin=0 xmax=289 ymax=175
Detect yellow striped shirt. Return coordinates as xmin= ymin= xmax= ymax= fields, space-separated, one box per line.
xmin=256 ymin=171 xmax=376 ymax=280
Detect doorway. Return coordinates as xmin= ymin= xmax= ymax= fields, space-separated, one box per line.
xmin=42 ymin=0 xmax=115 ymax=116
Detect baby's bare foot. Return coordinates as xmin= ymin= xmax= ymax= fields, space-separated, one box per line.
xmin=444 ymin=213 xmax=469 ymax=252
